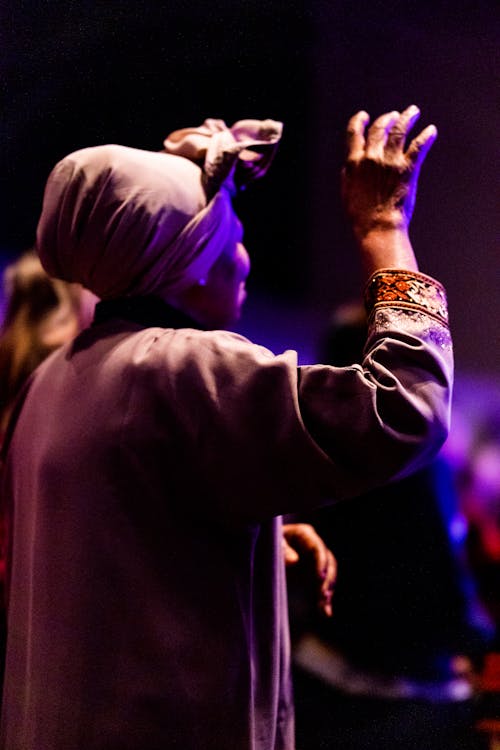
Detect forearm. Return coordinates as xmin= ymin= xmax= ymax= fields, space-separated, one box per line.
xmin=357 ymin=227 xmax=418 ymax=279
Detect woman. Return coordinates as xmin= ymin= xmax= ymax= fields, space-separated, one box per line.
xmin=0 ymin=250 xmax=96 ymax=434
xmin=0 ymin=251 xmax=97 ymax=703
xmin=1 ymin=108 xmax=452 ymax=750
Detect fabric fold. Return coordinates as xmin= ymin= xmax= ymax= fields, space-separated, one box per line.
xmin=37 ymin=118 xmax=283 ymax=301
xmin=163 ymin=117 xmax=283 ymax=198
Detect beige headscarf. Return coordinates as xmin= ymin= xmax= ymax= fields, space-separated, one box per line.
xmin=36 ymin=118 xmax=282 ymax=301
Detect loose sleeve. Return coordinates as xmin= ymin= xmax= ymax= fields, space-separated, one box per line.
xmin=145 ymin=270 xmax=452 ymax=522
xmin=298 ymin=270 xmax=452 ymax=503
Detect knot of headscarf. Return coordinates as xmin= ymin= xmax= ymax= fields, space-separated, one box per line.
xmin=36 ymin=118 xmax=282 ymax=302
xmin=163 ymin=118 xmax=283 ymax=199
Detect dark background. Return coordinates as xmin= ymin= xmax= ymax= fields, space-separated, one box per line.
xmin=1 ymin=0 xmax=499 ymax=381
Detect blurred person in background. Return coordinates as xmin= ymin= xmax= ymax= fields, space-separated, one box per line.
xmin=0 ymin=249 xmax=97 ymax=435
xmin=460 ymin=416 xmax=500 ymax=646
xmin=0 ymin=249 xmax=97 ymax=696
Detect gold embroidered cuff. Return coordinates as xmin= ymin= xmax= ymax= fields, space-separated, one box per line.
xmin=364 ymin=269 xmax=449 ymax=328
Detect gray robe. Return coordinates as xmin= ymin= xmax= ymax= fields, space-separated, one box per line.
xmin=1 ymin=308 xmax=452 ymax=750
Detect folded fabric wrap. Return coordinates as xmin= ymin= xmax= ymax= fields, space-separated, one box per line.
xmin=36 ymin=118 xmax=282 ymax=301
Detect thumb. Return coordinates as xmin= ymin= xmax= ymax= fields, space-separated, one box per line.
xmin=407 ymin=124 xmax=438 ymax=169
xmin=282 ymin=538 xmax=300 ymax=566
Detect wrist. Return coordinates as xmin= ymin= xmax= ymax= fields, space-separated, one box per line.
xmin=356 ymin=227 xmax=418 ymax=279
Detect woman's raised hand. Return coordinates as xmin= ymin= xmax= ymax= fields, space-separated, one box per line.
xmin=341 ymin=106 xmax=437 ymax=276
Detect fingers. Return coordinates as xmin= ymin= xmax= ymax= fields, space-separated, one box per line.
xmin=282 ymin=523 xmax=327 ymax=577
xmin=282 ymin=523 xmax=319 ymax=560
xmin=347 ymin=106 xmax=436 ymax=166
xmin=282 ymin=524 xmax=337 ymax=617
xmin=319 ymin=549 xmax=337 ymax=618
xmin=301 ymin=525 xmax=330 ymax=579
xmin=324 ymin=548 xmax=337 ymax=590
xmin=386 ymin=105 xmax=421 ymax=155
xmin=406 ymin=123 xmax=438 ymax=169
xmin=365 ymin=110 xmax=399 ymax=160
xmin=346 ymin=110 xmax=370 ymax=161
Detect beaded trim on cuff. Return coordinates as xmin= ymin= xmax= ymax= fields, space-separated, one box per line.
xmin=364 ymin=269 xmax=449 ymax=328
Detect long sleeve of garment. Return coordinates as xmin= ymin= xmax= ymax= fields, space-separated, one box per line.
xmin=144 ymin=321 xmax=451 ymax=523
xmin=117 ymin=292 xmax=451 ymax=524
